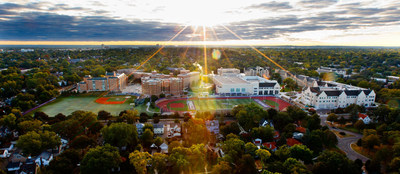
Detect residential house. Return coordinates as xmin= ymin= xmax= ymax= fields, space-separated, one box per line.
xmin=205 ymin=120 xmax=219 ymax=134
xmin=358 ymin=113 xmax=371 ymax=124
xmin=0 ymin=149 xmax=10 ymax=158
xmin=35 ymin=151 xmax=53 ymax=166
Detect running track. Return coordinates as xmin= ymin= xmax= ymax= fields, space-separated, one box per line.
xmin=156 ymin=96 xmax=291 ymax=112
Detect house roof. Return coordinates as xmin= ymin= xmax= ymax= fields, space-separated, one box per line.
xmin=259 ymin=82 xmax=277 ymax=87
xmin=287 ymin=138 xmax=302 ymax=146
xmin=7 ymin=162 xmax=21 ymax=170
xmin=296 ymin=127 xmax=306 ymax=133
xmin=358 ymin=113 xmax=368 ymax=119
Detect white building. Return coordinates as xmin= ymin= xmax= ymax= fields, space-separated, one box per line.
xmin=153 ymin=124 xmax=164 ymax=135
xmin=211 ymin=69 xmax=280 ymax=96
xmin=316 ymin=66 xmax=347 ymax=77
xmin=301 ymin=81 xmax=376 ymax=109
xmin=244 ymin=66 xmax=269 ymax=78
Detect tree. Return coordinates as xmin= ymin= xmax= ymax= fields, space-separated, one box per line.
xmin=150 ymin=153 xmax=168 ymax=174
xmin=168 ymin=147 xmax=190 ymax=173
xmin=212 ymin=161 xmax=232 ymax=174
xmin=354 ymin=120 xmax=366 ymax=132
xmin=245 ymin=142 xmax=258 ymax=157
xmin=17 ymin=130 xmax=61 ymax=155
xmin=327 ymin=113 xmax=338 ymax=122
xmin=121 ymin=109 xmax=139 ymax=124
xmin=0 ymin=113 xmax=16 ymax=129
xmin=150 ymin=95 xmax=159 ymax=102
xmin=143 ymin=123 xmax=154 ymax=132
xmin=362 ymin=134 xmax=380 ymax=150
xmin=80 ymin=144 xmax=121 ymax=174
xmin=98 ymin=110 xmax=112 ymax=120
xmin=256 ymin=149 xmax=271 ymax=169
xmin=34 ymin=111 xmax=49 ymax=121
xmin=287 ymin=106 xmax=307 ymax=121
xmin=18 ymin=120 xmax=42 ymax=134
xmin=307 ymin=114 xmax=321 ymax=131
xmin=221 ymin=136 xmax=245 ymax=164
xmin=48 ymin=149 xmax=81 ymax=174
xmin=101 ymin=122 xmax=138 ymax=148
xmin=129 ymin=150 xmax=151 ymax=174
xmin=250 ymin=126 xmax=274 ymax=142
xmin=168 ymin=141 xmax=182 ymax=153
xmin=139 ymin=113 xmax=148 ymax=123
xmin=141 ymin=129 xmax=154 ymax=148
xmin=69 ymin=135 xmax=96 ymax=149
xmin=235 ymin=154 xmax=258 ymax=174
xmin=283 ymin=158 xmax=310 ymax=174
xmin=154 ymin=137 xmax=163 ymax=147
xmin=289 ymin=144 xmax=313 ymax=164
xmin=312 ymin=151 xmax=360 ymax=174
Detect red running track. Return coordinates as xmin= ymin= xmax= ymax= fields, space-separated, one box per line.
xmin=156 ymin=96 xmax=291 ymax=112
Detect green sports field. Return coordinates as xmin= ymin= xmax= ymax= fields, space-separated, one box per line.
xmin=166 ymin=98 xmax=258 ymax=111
xmin=38 ymin=96 xmax=135 ymax=116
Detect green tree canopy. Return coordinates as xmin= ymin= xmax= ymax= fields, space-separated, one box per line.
xmin=101 ymin=122 xmax=138 ymax=148
xmin=80 ymin=144 xmax=121 ymax=174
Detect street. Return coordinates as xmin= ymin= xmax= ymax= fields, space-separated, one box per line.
xmin=320 ymin=113 xmax=370 ymax=162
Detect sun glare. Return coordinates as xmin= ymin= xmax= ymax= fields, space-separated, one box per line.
xmin=165 ymin=0 xmax=230 ymax=27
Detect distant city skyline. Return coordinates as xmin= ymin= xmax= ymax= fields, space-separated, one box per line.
xmin=0 ymin=0 xmax=399 ymax=46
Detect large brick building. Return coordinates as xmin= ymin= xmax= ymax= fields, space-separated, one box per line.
xmin=77 ymin=71 xmax=127 ymax=92
xmin=142 ymin=77 xmax=183 ymax=96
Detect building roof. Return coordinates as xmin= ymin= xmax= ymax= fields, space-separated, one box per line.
xmin=153 ymin=124 xmax=164 ymax=128
xmin=344 ymin=90 xmax=361 ymax=96
xmin=324 ymin=91 xmax=342 ymax=96
xmin=310 ymin=87 xmax=321 ymax=93
xmin=259 ymin=82 xmax=277 ymax=87
xmin=358 ymin=113 xmax=369 ymax=119
xmin=88 ymin=77 xmax=107 ymax=80
xmin=296 ymin=126 xmax=306 ymax=133
xmin=213 ymin=76 xmax=249 ymax=85
xmin=287 ymin=138 xmax=302 ymax=146
xmin=364 ymin=90 xmax=372 ymax=95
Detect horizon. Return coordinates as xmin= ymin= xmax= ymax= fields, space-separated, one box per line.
xmin=1 ymin=0 xmax=400 ymax=46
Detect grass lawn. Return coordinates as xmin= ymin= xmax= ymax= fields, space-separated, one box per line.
xmin=192 ymin=99 xmax=256 ymax=111
xmin=340 ymin=127 xmax=361 ymax=134
xmin=331 ymin=130 xmax=355 ymax=138
xmin=38 ymin=96 xmax=135 ymax=117
xmin=105 ymin=96 xmax=129 ymax=102
xmin=134 ymin=103 xmax=160 ymax=115
xmin=351 ymin=143 xmax=374 ymax=159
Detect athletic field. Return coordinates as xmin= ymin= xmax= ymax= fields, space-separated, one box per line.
xmin=37 ymin=96 xmax=135 ymax=116
xmin=157 ymin=96 xmax=291 ymax=112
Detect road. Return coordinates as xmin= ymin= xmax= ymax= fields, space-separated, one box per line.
xmin=320 ymin=113 xmax=370 ymax=162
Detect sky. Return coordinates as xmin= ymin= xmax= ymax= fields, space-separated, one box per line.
xmin=0 ymin=0 xmax=399 ymax=46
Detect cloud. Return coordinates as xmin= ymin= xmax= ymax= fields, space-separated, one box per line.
xmin=246 ymin=1 xmax=292 ymax=10
xmin=298 ymin=0 xmax=338 ymax=8
xmin=0 ymin=12 xmax=183 ymax=41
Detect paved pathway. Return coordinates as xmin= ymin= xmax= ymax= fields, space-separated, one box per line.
xmin=320 ymin=114 xmax=370 ymax=162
